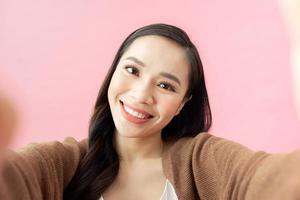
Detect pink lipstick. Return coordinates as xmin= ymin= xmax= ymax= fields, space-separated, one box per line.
xmin=120 ymin=101 xmax=153 ymax=124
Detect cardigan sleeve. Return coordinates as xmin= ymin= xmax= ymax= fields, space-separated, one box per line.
xmin=0 ymin=137 xmax=87 ymax=200
xmin=192 ymin=133 xmax=300 ymax=200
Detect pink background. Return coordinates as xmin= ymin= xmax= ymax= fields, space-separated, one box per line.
xmin=1 ymin=0 xmax=300 ymax=152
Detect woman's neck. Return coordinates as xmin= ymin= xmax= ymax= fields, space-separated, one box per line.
xmin=114 ymin=130 xmax=164 ymax=164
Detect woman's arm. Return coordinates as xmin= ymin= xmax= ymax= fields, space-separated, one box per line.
xmin=193 ymin=133 xmax=300 ymax=199
xmin=0 ymin=137 xmax=88 ymax=200
xmin=0 ymin=96 xmax=88 ymax=199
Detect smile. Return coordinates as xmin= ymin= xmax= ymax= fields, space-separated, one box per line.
xmin=120 ymin=101 xmax=153 ymax=124
xmin=124 ymin=105 xmax=148 ymax=119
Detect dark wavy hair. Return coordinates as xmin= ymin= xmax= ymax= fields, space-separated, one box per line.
xmin=64 ymin=23 xmax=212 ymax=200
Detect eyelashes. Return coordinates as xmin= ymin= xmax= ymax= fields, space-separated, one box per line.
xmin=124 ymin=65 xmax=177 ymax=92
xmin=125 ymin=65 xmax=139 ymax=76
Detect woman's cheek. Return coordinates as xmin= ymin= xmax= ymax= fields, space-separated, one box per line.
xmin=160 ymin=98 xmax=181 ymax=117
xmin=110 ymin=72 xmax=126 ymax=88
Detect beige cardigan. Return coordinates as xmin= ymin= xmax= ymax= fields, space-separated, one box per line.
xmin=0 ymin=132 xmax=300 ymax=200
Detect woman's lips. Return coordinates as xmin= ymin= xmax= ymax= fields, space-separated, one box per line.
xmin=119 ymin=100 xmax=153 ymax=124
xmin=120 ymin=100 xmax=153 ymax=117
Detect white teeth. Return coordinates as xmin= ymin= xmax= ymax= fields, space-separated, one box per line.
xmin=123 ymin=105 xmax=148 ymax=119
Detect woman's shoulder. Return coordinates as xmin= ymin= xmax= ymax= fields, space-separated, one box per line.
xmin=165 ymin=131 xmax=254 ymax=158
xmin=165 ymin=132 xmax=215 ymax=151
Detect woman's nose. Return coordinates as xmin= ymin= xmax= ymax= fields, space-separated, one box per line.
xmin=130 ymin=81 xmax=155 ymax=105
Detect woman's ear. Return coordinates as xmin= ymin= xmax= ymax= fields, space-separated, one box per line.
xmin=175 ymin=95 xmax=192 ymax=116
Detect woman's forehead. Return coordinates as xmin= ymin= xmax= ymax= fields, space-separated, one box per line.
xmin=120 ymin=35 xmax=190 ymax=74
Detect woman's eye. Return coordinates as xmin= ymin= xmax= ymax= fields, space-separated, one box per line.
xmin=125 ymin=66 xmax=139 ymax=76
xmin=124 ymin=66 xmax=176 ymax=92
xmin=158 ymin=82 xmax=176 ymax=92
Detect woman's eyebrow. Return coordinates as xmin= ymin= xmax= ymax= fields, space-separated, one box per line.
xmin=125 ymin=56 xmax=181 ymax=86
xmin=125 ymin=56 xmax=145 ymax=66
xmin=160 ymin=72 xmax=181 ymax=86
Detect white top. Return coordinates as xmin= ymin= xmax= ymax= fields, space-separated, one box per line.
xmin=99 ymin=179 xmax=178 ymax=200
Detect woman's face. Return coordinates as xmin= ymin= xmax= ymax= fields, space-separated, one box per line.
xmin=108 ymin=35 xmax=190 ymax=139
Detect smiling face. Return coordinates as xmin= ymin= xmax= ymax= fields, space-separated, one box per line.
xmin=107 ymin=35 xmax=190 ymax=139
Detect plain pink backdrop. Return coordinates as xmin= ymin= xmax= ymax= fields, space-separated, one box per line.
xmin=1 ymin=0 xmax=300 ymax=152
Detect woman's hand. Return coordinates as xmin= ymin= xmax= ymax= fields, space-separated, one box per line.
xmin=278 ymin=0 xmax=300 ymax=47
xmin=0 ymin=95 xmax=17 ymax=166
xmin=278 ymin=0 xmax=300 ymax=117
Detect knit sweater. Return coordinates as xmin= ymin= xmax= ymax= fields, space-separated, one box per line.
xmin=0 ymin=132 xmax=300 ymax=200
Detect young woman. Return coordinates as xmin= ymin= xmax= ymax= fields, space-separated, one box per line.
xmin=63 ymin=23 xmax=212 ymax=200
xmin=1 ymin=9 xmax=300 ymax=200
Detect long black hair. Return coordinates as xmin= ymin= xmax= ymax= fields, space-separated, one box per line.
xmin=64 ymin=23 xmax=212 ymax=200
